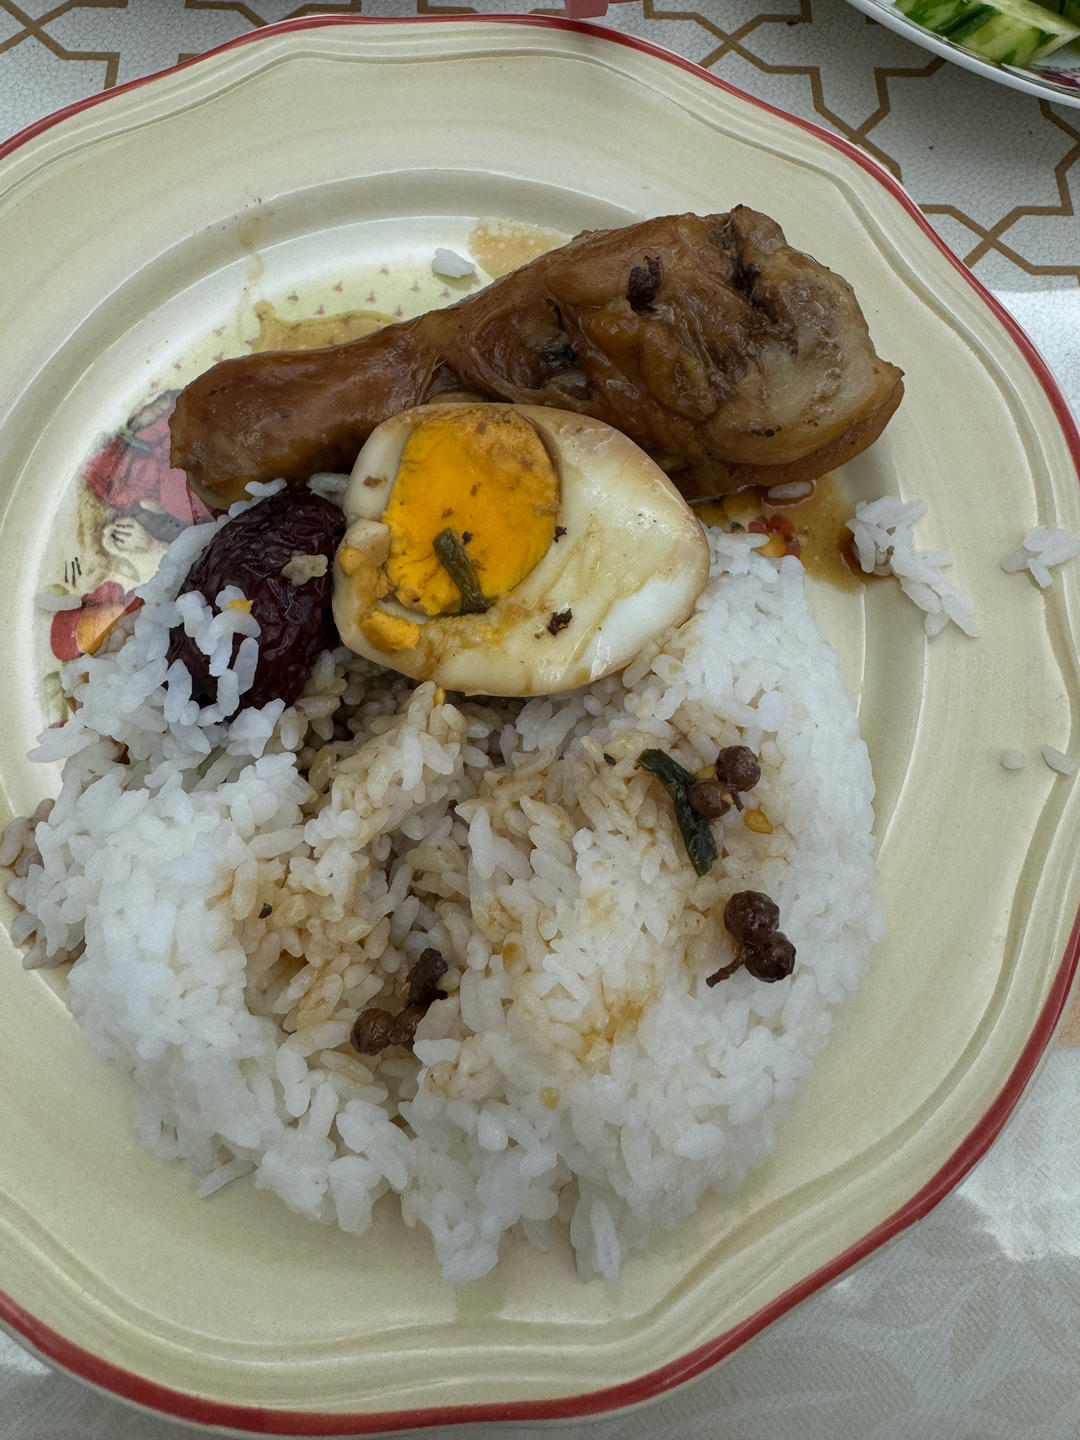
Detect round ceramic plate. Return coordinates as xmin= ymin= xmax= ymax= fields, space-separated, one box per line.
xmin=844 ymin=0 xmax=1080 ymax=105
xmin=1 ymin=16 xmax=1079 ymax=1436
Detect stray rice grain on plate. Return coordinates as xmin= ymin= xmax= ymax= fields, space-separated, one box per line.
xmin=1001 ymin=525 xmax=1080 ymax=588
xmin=847 ymin=496 xmax=978 ymax=636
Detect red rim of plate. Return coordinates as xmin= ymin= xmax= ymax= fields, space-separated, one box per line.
xmin=2 ymin=13 xmax=1079 ymax=1436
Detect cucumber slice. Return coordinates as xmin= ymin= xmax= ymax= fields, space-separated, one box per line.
xmin=895 ymin=0 xmax=969 ymax=27
xmin=1061 ymin=0 xmax=1080 ymax=24
xmin=895 ymin=0 xmax=1080 ymax=62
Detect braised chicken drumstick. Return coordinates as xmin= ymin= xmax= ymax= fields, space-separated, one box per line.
xmin=170 ymin=208 xmax=904 ymax=509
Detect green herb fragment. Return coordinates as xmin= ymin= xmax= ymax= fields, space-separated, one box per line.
xmin=638 ymin=747 xmax=719 ymax=876
xmin=434 ymin=528 xmax=489 ymax=615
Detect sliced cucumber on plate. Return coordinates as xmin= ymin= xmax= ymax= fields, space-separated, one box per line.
xmin=895 ymin=0 xmax=1080 ymax=65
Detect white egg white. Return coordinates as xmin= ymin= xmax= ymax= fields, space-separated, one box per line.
xmin=332 ymin=403 xmax=710 ymax=697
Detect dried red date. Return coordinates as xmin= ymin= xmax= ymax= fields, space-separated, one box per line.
xmin=167 ymin=489 xmax=345 ymax=710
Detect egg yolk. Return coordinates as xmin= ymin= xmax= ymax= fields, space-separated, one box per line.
xmin=360 ymin=611 xmax=421 ymax=652
xmin=382 ymin=407 xmax=559 ymax=617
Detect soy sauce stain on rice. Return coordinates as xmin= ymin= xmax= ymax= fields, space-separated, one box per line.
xmin=4 ymin=518 xmax=878 ymax=1284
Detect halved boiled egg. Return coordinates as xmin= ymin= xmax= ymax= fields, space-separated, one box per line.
xmin=332 ymin=403 xmax=709 ymax=696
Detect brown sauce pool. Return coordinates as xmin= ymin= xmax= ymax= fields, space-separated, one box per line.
xmin=252 ymin=301 xmax=394 ymax=353
xmin=467 ymin=221 xmax=565 ymax=279
xmin=696 ymin=473 xmax=864 ymax=591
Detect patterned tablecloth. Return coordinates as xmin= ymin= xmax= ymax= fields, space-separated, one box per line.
xmin=2 ymin=1 xmax=1080 ymax=1436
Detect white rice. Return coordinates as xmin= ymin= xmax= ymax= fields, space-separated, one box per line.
xmin=1041 ymin=746 xmax=1077 ymax=777
xmin=281 ymin=553 xmax=329 ymax=586
xmin=432 ymin=247 xmax=476 ymax=280
xmin=306 ymin=472 xmax=350 ymax=500
xmin=1001 ymin=525 xmax=1080 ymax=589
xmin=6 ymin=518 xmax=880 ymax=1284
xmin=847 ymin=496 xmax=978 ymax=637
xmin=765 ymin=481 xmax=813 ymax=503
